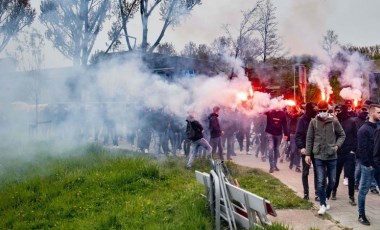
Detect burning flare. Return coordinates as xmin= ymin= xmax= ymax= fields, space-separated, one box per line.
xmin=237 ymin=92 xmax=248 ymax=101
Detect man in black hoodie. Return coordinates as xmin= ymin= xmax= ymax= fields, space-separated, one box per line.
xmin=265 ymin=107 xmax=289 ymax=173
xmin=357 ymin=104 xmax=380 ymax=225
xmin=331 ymin=105 xmax=357 ymax=205
xmin=295 ymin=102 xmax=318 ymax=200
xmin=185 ymin=114 xmax=212 ymax=169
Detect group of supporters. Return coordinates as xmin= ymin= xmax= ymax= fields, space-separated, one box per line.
xmin=175 ymin=99 xmax=380 ymax=226
xmin=295 ymin=100 xmax=380 ymax=225
xmin=74 ymin=98 xmax=379 ymax=226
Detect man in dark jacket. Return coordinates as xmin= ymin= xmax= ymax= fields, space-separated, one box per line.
xmin=353 ymin=101 xmax=372 ymax=190
xmin=331 ymin=105 xmax=357 ymax=205
xmin=287 ymin=105 xmax=303 ymax=172
xmin=209 ymin=106 xmax=224 ymax=160
xmin=305 ymin=101 xmax=346 ymax=215
xmin=296 ymin=102 xmax=318 ymax=200
xmin=186 ymin=114 xmax=212 ymax=169
xmin=265 ymin=107 xmax=289 ymax=173
xmin=357 ymin=104 xmax=380 ymax=225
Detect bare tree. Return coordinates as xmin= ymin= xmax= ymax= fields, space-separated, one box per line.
xmin=0 ymin=0 xmax=35 ymax=52
xmin=156 ymin=42 xmax=176 ymax=55
xmin=106 ymin=0 xmax=140 ymax=53
xmin=257 ymin=0 xmax=282 ymax=63
xmin=39 ymin=0 xmax=110 ymax=66
xmin=322 ymin=29 xmax=339 ymax=57
xmin=140 ymin=0 xmax=201 ymax=53
xmin=181 ymin=41 xmax=197 ymax=57
xmin=223 ymin=0 xmax=262 ymax=60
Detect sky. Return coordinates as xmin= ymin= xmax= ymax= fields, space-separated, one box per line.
xmin=4 ymin=0 xmax=380 ymax=68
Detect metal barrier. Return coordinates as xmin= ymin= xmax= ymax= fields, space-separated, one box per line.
xmin=195 ymin=160 xmax=277 ymax=229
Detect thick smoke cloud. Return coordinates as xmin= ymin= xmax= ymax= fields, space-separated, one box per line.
xmin=308 ymin=49 xmax=372 ymax=102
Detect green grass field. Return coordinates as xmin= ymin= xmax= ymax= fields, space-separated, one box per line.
xmin=0 ymin=143 xmax=311 ymax=229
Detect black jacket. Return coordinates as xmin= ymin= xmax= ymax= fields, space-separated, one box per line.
xmin=374 ymin=127 xmax=380 ymax=167
xmin=354 ymin=112 xmax=367 ymax=129
xmin=265 ymin=110 xmax=289 ymax=136
xmin=295 ymin=114 xmax=312 ymax=150
xmin=187 ymin=120 xmax=204 ymax=141
xmin=287 ymin=112 xmax=301 ymax=135
xmin=208 ymin=113 xmax=222 ymax=138
xmin=337 ymin=115 xmax=357 ymax=154
xmin=357 ymin=121 xmax=378 ymax=167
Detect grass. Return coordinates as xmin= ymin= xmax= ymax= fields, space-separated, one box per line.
xmin=0 ymin=143 xmax=311 ymax=229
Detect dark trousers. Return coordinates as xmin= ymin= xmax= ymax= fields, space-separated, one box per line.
xmin=237 ymin=129 xmax=250 ymax=152
xmin=302 ymin=155 xmax=318 ymax=197
xmin=333 ymin=153 xmax=355 ymax=197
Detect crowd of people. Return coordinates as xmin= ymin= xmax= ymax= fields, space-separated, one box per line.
xmin=70 ymin=98 xmax=379 ymax=226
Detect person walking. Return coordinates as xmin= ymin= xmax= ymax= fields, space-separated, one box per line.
xmin=356 ymin=104 xmax=380 ymax=225
xmin=208 ymin=106 xmax=224 ymax=160
xmin=287 ymin=105 xmax=303 ymax=172
xmin=265 ymin=107 xmax=289 ymax=173
xmin=296 ymin=102 xmax=319 ymax=200
xmin=305 ymin=101 xmax=346 ymax=215
xmin=185 ymin=114 xmax=212 ymax=169
xmin=331 ymin=105 xmax=358 ymax=206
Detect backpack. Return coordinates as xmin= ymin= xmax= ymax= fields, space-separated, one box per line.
xmin=186 ymin=121 xmax=196 ymax=139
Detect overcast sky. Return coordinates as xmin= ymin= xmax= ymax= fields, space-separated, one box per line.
xmin=8 ymin=0 xmax=380 ymax=68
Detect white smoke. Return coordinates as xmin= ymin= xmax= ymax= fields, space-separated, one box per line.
xmin=309 ymin=63 xmax=332 ymax=100
xmin=338 ymin=52 xmax=372 ymax=101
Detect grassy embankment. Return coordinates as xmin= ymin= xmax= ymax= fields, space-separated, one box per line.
xmin=0 ymin=143 xmax=311 ymax=229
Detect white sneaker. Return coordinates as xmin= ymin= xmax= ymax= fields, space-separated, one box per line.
xmin=326 ymin=202 xmax=330 ymax=210
xmin=318 ymin=205 xmax=326 ymax=215
xmin=343 ymin=177 xmax=348 ymax=186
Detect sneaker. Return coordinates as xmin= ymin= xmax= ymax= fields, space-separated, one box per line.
xmin=274 ymin=166 xmax=280 ymax=171
xmin=318 ymin=205 xmax=326 ymax=215
xmin=358 ymin=215 xmax=370 ymax=226
xmin=331 ymin=192 xmax=337 ymax=200
xmin=295 ymin=167 xmax=301 ymax=173
xmin=289 ymin=165 xmax=293 ymax=170
xmin=326 ymin=201 xmax=330 ymax=210
xmin=315 ymin=196 xmax=320 ymax=201
xmin=269 ymin=168 xmax=274 ymax=173
xmin=303 ymin=194 xmax=309 ymax=200
xmin=349 ymin=196 xmax=357 ymax=206
xmin=343 ymin=177 xmax=348 ymax=186
xmin=246 ymin=152 xmax=251 ymax=155
xmin=370 ymin=188 xmax=379 ymax=194
xmin=354 ymin=184 xmax=359 ymax=191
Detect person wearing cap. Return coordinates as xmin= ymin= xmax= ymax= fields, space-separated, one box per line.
xmin=305 ymin=101 xmax=346 ymax=215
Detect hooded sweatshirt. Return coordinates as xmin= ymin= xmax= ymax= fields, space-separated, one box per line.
xmin=336 ymin=105 xmax=357 ymax=154
xmin=295 ymin=102 xmax=317 ymax=150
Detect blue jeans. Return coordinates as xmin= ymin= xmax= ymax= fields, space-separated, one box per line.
xmin=315 ymin=159 xmax=337 ymax=206
xmin=266 ymin=134 xmax=282 ymax=169
xmin=186 ymin=138 xmax=212 ymax=168
xmin=358 ymin=165 xmax=380 ymax=216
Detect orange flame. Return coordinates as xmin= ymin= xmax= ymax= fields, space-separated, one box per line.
xmin=249 ymin=88 xmax=254 ymax=97
xmin=354 ymin=99 xmax=358 ymax=107
xmin=285 ymin=100 xmax=296 ymax=106
xmin=237 ymin=92 xmax=248 ymax=101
